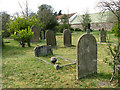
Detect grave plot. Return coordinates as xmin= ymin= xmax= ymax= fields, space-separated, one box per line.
xmin=34 ymin=45 xmax=76 ymax=69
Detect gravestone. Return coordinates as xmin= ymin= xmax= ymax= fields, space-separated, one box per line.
xmin=45 ymin=30 xmax=56 ymax=47
xmin=76 ymin=34 xmax=97 ymax=79
xmin=31 ymin=26 xmax=40 ymax=42
xmin=63 ymin=29 xmax=72 ymax=47
xmin=100 ymin=28 xmax=106 ymax=42
xmin=34 ymin=45 xmax=53 ymax=57
xmin=86 ymin=23 xmax=91 ymax=34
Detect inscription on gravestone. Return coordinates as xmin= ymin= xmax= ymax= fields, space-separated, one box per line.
xmin=76 ymin=34 xmax=97 ymax=79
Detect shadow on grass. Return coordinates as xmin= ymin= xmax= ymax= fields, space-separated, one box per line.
xmin=56 ymin=33 xmax=63 ymax=36
xmin=2 ymin=44 xmax=34 ymax=57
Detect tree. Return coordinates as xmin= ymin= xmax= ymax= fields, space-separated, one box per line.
xmin=0 ymin=12 xmax=10 ymax=37
xmin=7 ymin=16 xmax=41 ymax=47
xmin=37 ymin=4 xmax=58 ymax=30
xmin=58 ymin=10 xmax=62 ymax=15
xmin=98 ymin=0 xmax=120 ymax=43
xmin=80 ymin=11 xmax=91 ymax=31
xmin=98 ymin=0 xmax=120 ymax=86
xmin=56 ymin=14 xmax=72 ymax=33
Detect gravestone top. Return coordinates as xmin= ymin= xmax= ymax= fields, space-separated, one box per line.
xmin=76 ymin=33 xmax=97 ymax=79
xmin=34 ymin=45 xmax=53 ymax=57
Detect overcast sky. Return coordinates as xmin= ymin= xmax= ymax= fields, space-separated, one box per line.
xmin=0 ymin=0 xmax=101 ymax=15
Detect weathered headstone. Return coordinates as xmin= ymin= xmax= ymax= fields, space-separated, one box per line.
xmin=34 ymin=45 xmax=53 ymax=57
xmin=100 ymin=28 xmax=106 ymax=42
xmin=86 ymin=23 xmax=91 ymax=34
xmin=76 ymin=34 xmax=97 ymax=79
xmin=31 ymin=26 xmax=40 ymax=42
xmin=63 ymin=29 xmax=72 ymax=47
xmin=86 ymin=29 xmax=90 ymax=34
xmin=45 ymin=30 xmax=56 ymax=47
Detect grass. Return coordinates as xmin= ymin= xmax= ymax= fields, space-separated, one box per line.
xmin=2 ymin=31 xmax=119 ymax=88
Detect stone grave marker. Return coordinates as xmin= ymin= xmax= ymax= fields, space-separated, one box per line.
xmin=45 ymin=30 xmax=56 ymax=47
xmin=31 ymin=26 xmax=40 ymax=42
xmin=76 ymin=34 xmax=97 ymax=79
xmin=34 ymin=45 xmax=53 ymax=57
xmin=100 ymin=28 xmax=106 ymax=42
xmin=63 ymin=29 xmax=72 ymax=47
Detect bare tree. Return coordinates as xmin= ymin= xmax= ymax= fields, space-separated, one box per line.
xmin=98 ymin=0 xmax=120 ymax=86
xmin=98 ymin=0 xmax=120 ymax=21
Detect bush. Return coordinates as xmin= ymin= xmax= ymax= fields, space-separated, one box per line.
xmin=75 ymin=28 xmax=82 ymax=31
xmin=11 ymin=26 xmax=33 ymax=47
xmin=111 ymin=21 xmax=120 ymax=37
xmin=56 ymin=24 xmax=71 ymax=33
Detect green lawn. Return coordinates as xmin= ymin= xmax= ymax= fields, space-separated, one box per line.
xmin=2 ymin=31 xmax=119 ymax=88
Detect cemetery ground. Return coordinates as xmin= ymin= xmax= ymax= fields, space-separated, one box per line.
xmin=2 ymin=31 xmax=119 ymax=88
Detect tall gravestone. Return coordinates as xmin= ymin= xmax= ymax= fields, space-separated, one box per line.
xmin=100 ymin=28 xmax=106 ymax=42
xmin=76 ymin=34 xmax=97 ymax=79
xmin=45 ymin=30 xmax=56 ymax=47
xmin=31 ymin=26 xmax=40 ymax=42
xmin=63 ymin=29 xmax=72 ymax=47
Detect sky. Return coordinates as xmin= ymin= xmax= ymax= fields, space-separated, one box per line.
xmin=0 ymin=0 xmax=101 ymax=15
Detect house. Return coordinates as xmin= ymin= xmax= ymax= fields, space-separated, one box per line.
xmin=70 ymin=11 xmax=117 ymax=31
xmin=57 ymin=13 xmax=77 ymax=24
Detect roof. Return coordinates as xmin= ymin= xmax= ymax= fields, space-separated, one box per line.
xmin=70 ymin=11 xmax=117 ymax=24
xmin=57 ymin=13 xmax=76 ymax=20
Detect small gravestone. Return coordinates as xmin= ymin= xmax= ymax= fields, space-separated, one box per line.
xmin=76 ymin=34 xmax=97 ymax=79
xmin=86 ymin=23 xmax=91 ymax=34
xmin=100 ymin=28 xmax=106 ymax=42
xmin=45 ymin=30 xmax=56 ymax=47
xmin=86 ymin=29 xmax=90 ymax=34
xmin=63 ymin=29 xmax=72 ymax=47
xmin=31 ymin=26 xmax=40 ymax=42
xmin=34 ymin=45 xmax=53 ymax=57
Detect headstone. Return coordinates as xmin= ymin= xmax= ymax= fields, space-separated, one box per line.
xmin=76 ymin=34 xmax=97 ymax=79
xmin=34 ymin=45 xmax=53 ymax=57
xmin=86 ymin=23 xmax=91 ymax=34
xmin=63 ymin=29 xmax=72 ymax=47
xmin=31 ymin=26 xmax=40 ymax=42
xmin=45 ymin=30 xmax=56 ymax=47
xmin=86 ymin=29 xmax=90 ymax=34
xmin=100 ymin=28 xmax=106 ymax=42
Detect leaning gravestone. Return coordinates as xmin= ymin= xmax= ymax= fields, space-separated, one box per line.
xmin=31 ymin=26 xmax=40 ymax=42
xmin=76 ymin=34 xmax=97 ymax=79
xmin=45 ymin=30 xmax=56 ymax=47
xmin=63 ymin=29 xmax=72 ymax=47
xmin=100 ymin=28 xmax=106 ymax=42
xmin=34 ymin=45 xmax=53 ymax=57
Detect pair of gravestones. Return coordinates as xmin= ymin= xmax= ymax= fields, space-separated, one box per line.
xmin=31 ymin=26 xmax=46 ymax=42
xmin=45 ymin=29 xmax=72 ymax=47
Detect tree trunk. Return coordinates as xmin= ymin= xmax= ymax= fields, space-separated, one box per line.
xmin=118 ymin=67 xmax=120 ymax=87
xmin=27 ymin=39 xmax=31 ymax=47
xmin=118 ymin=37 xmax=120 ymax=46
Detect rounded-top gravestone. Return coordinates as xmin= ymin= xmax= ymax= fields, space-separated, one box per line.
xmin=45 ymin=30 xmax=56 ymax=47
xmin=63 ymin=29 xmax=72 ymax=47
xmin=76 ymin=33 xmax=97 ymax=79
xmin=31 ymin=26 xmax=40 ymax=42
xmin=100 ymin=28 xmax=106 ymax=42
